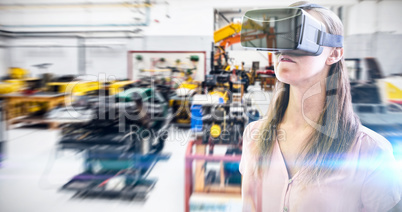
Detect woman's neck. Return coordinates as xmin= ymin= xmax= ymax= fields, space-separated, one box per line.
xmin=282 ymin=80 xmax=326 ymax=130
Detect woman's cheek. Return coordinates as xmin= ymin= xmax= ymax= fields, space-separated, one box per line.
xmin=275 ymin=70 xmax=287 ymax=83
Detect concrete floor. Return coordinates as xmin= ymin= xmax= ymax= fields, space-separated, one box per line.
xmin=0 ymin=123 xmax=197 ymax=212
xmin=0 ymin=86 xmax=271 ymax=212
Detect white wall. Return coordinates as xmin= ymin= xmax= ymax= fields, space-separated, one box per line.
xmin=7 ymin=38 xmax=79 ymax=77
xmin=84 ymin=38 xmax=130 ymax=79
xmin=3 ymin=0 xmax=402 ymax=79
xmin=345 ymin=33 xmax=402 ymax=76
xmin=0 ymin=1 xmax=216 ymax=79
xmin=0 ymin=38 xmax=8 ymax=78
xmin=5 ymin=35 xmax=212 ymax=79
xmin=346 ymin=1 xmax=402 ymax=35
xmin=0 ymin=0 xmax=357 ymax=34
xmin=344 ymin=0 xmax=402 ymax=76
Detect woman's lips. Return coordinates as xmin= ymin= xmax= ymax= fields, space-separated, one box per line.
xmin=279 ymin=55 xmax=295 ymax=63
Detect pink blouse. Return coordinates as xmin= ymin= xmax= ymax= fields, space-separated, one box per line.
xmin=239 ymin=120 xmax=402 ymax=212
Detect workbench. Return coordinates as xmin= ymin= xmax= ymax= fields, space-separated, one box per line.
xmin=185 ymin=139 xmax=242 ymax=212
xmin=1 ymin=92 xmax=67 ymax=121
xmin=259 ymin=74 xmax=276 ymax=91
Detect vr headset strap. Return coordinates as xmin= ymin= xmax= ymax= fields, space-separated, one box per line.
xmin=319 ymin=31 xmax=343 ymax=48
xmin=295 ymin=4 xmax=326 ymax=9
xmin=295 ymin=3 xmax=344 ymax=48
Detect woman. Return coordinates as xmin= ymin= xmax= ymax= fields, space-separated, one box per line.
xmin=239 ymin=2 xmax=402 ymax=211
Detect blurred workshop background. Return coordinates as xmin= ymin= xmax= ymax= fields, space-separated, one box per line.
xmin=0 ymin=0 xmax=402 ymax=212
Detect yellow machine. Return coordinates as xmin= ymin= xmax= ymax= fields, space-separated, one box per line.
xmin=212 ymin=22 xmax=258 ymax=94
xmin=209 ymin=89 xmax=229 ymax=103
xmin=171 ymin=80 xmax=201 ymax=124
xmin=378 ymin=77 xmax=402 ymax=105
xmin=210 ymin=124 xmax=222 ymax=138
xmin=214 ymin=23 xmax=242 ymax=44
xmin=46 ymin=81 xmax=101 ymax=96
xmin=0 ymin=80 xmax=23 ymax=94
xmin=0 ymin=68 xmax=54 ymax=117
xmin=385 ymin=81 xmax=402 ymax=104
xmin=8 ymin=67 xmax=29 ymax=79
xmin=103 ymin=80 xmax=135 ymax=95
xmin=178 ymin=81 xmax=198 ymax=90
xmin=170 ymin=56 xmax=201 ymax=127
xmin=0 ymin=68 xmax=40 ymax=95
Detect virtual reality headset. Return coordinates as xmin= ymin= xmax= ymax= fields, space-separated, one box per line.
xmin=240 ymin=7 xmax=343 ymax=56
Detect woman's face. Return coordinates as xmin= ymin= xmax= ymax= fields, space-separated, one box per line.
xmin=274 ymin=11 xmax=335 ymax=88
xmin=274 ymin=48 xmax=332 ymax=87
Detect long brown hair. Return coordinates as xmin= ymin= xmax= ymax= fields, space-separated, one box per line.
xmin=254 ymin=1 xmax=360 ymax=183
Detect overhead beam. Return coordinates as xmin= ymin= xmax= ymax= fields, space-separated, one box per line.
xmin=0 ymin=2 xmax=152 ymax=10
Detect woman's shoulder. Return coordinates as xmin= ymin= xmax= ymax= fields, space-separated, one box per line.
xmin=353 ymin=125 xmax=396 ymax=173
xmin=243 ymin=118 xmax=267 ymax=143
xmin=355 ymin=126 xmax=402 ymax=211
xmin=356 ymin=125 xmax=394 ymax=156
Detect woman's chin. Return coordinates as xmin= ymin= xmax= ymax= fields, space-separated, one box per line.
xmin=276 ymin=74 xmax=294 ymax=85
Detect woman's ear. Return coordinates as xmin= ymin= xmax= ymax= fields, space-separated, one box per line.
xmin=326 ymin=48 xmax=343 ymax=65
